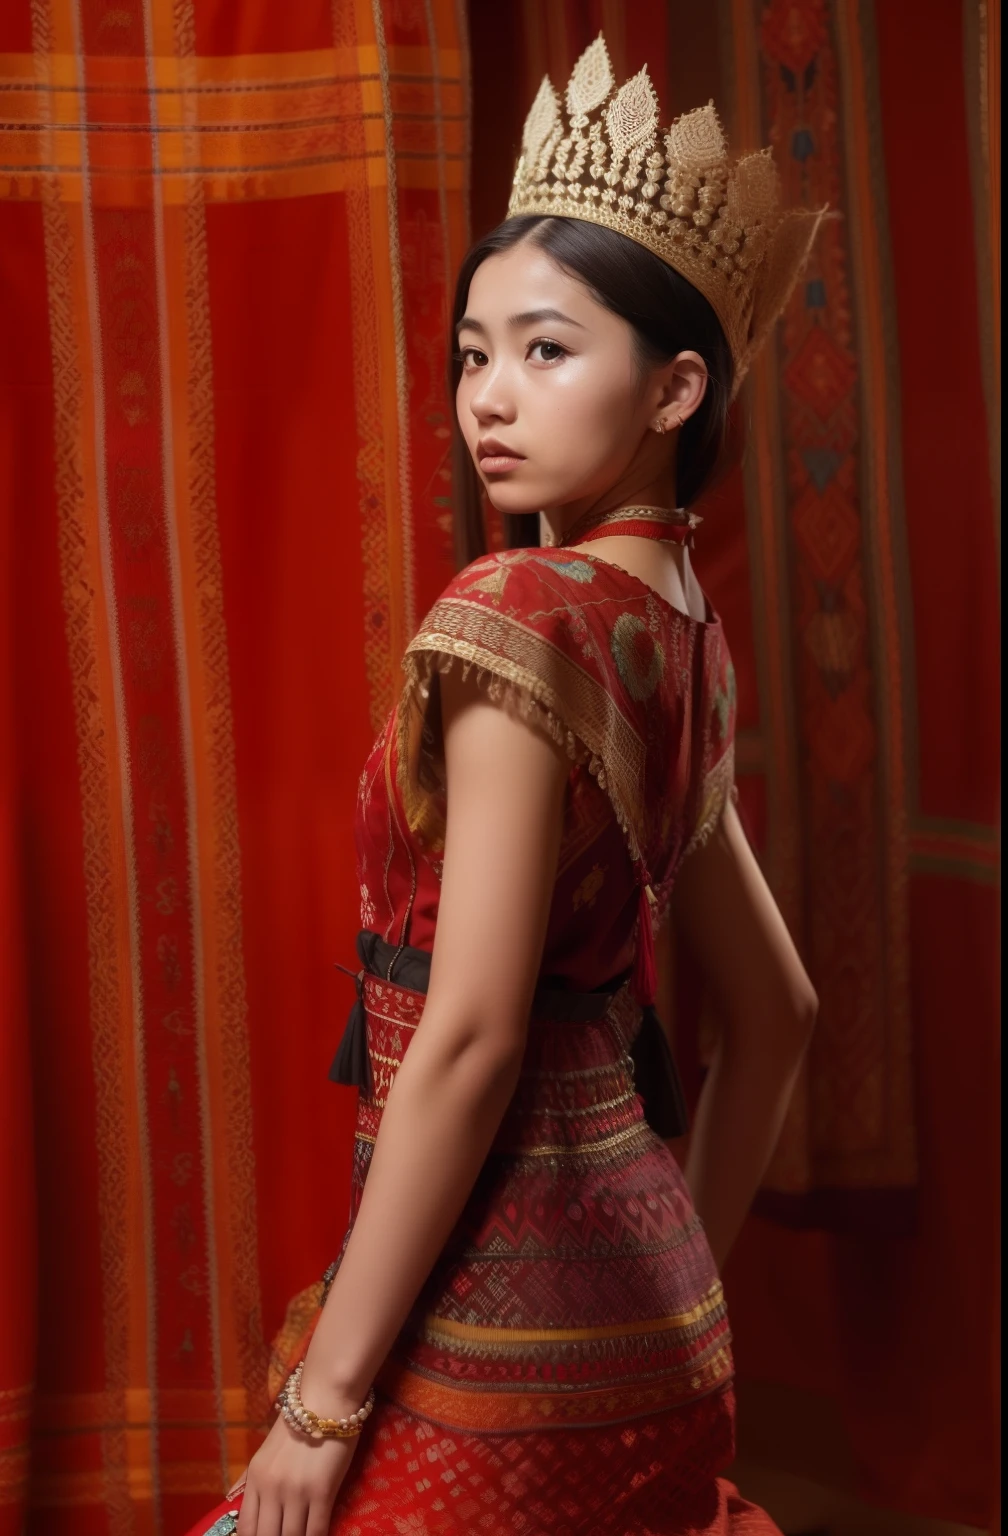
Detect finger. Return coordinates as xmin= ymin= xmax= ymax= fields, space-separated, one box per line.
xmin=251 ymin=1494 xmax=282 ymax=1536
xmin=306 ymin=1500 xmax=334 ymax=1536
xmin=226 ymin=1469 xmax=248 ymax=1499
xmin=235 ymin=1486 xmax=258 ymax=1536
xmin=279 ymin=1498 xmax=309 ymax=1536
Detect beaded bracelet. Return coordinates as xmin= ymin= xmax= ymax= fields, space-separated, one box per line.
xmin=278 ymin=1360 xmax=375 ymax=1440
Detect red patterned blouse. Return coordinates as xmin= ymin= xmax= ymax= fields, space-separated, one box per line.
xmin=357 ymin=545 xmax=737 ymax=998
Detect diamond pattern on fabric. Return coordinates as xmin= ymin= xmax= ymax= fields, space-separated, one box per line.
xmin=186 ymin=1386 xmax=783 ymax=1535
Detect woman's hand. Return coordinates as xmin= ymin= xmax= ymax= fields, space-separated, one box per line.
xmin=235 ymin=1378 xmax=363 ymax=1536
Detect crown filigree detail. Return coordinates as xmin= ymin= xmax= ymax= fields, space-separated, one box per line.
xmin=508 ymin=34 xmax=829 ymax=396
xmin=566 ymin=34 xmax=613 ymax=118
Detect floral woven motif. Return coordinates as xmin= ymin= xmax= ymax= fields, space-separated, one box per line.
xmin=394 ymin=547 xmax=736 ymax=936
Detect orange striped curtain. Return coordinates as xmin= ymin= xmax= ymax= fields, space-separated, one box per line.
xmin=0 ymin=1 xmax=464 ymax=1531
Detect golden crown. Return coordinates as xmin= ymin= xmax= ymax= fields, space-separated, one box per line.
xmin=507 ymin=34 xmax=829 ymax=396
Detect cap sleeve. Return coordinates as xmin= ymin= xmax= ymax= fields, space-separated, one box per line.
xmin=395 ymin=549 xmax=648 ymax=861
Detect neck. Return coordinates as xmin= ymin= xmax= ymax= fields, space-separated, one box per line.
xmin=537 ymin=451 xmax=679 ymax=549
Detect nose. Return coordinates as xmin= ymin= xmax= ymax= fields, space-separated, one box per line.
xmin=466 ymin=357 xmax=517 ymax=427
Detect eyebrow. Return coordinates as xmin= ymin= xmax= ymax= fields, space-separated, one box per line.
xmin=457 ymin=306 xmax=587 ymax=335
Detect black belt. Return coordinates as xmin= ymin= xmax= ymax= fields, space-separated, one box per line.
xmin=329 ymin=929 xmax=688 ymax=1139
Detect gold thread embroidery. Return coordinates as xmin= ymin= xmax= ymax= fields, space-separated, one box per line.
xmin=398 ymin=595 xmax=647 ymax=863
xmin=678 ymin=747 xmax=736 ymax=867
xmin=173 ymin=5 xmax=267 ymax=1433
xmin=412 ymin=1320 xmax=731 ymax=1368
xmin=496 ymin=1121 xmax=652 ymax=1160
xmin=421 ymin=1283 xmax=725 ymax=1348
xmin=514 ymin=1087 xmax=636 ymax=1119
xmin=36 ymin=166 xmax=135 ymax=1536
xmin=370 ymin=0 xmax=416 ymax=644
xmin=377 ymin=1346 xmax=735 ymax=1428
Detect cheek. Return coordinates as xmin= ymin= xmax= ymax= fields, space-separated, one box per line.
xmin=455 ymin=379 xmax=478 ymax=443
xmin=537 ymin=361 xmax=640 ymax=456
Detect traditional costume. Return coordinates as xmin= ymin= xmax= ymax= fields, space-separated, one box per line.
xmin=190 ymin=34 xmax=824 ymax=1536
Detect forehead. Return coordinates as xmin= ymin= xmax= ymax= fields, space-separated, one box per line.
xmin=464 ymin=239 xmax=606 ymax=323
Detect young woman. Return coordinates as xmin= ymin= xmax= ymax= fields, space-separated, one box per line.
xmin=190 ymin=36 xmax=825 ymax=1536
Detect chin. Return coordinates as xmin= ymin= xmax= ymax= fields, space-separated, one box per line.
xmin=482 ymin=487 xmax=545 ymax=517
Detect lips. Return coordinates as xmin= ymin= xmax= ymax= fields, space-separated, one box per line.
xmin=477 ymin=439 xmax=525 ymax=473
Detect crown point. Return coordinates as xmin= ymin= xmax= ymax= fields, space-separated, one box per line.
xmin=666 ymin=102 xmax=727 ymax=169
xmin=606 ymin=66 xmax=659 ymax=162
xmin=522 ymin=74 xmax=561 ymax=163
xmin=745 ymin=204 xmax=828 ymax=365
xmin=566 ymin=33 xmax=615 ymax=118
xmin=728 ymin=148 xmax=781 ymax=226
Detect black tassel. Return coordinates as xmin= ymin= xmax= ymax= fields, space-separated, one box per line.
xmin=328 ymin=967 xmax=374 ymax=1098
xmin=629 ymin=1004 xmax=689 ymax=1139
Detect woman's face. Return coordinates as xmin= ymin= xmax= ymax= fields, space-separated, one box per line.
xmin=455 ymin=240 xmax=669 ymax=517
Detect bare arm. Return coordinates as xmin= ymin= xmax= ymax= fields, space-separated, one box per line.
xmin=669 ymin=799 xmax=817 ymax=1268
xmin=238 ymin=669 xmax=568 ymax=1534
xmin=301 ymin=669 xmax=568 ymax=1404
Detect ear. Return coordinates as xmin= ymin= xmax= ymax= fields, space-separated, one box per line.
xmin=654 ymin=351 xmax=708 ymax=424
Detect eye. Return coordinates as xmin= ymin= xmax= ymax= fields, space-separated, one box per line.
xmin=456 ymin=346 xmax=488 ymax=370
xmin=527 ymin=338 xmax=567 ymax=364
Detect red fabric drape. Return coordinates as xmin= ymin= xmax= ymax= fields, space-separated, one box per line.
xmin=0 ymin=1 xmax=464 ymax=1530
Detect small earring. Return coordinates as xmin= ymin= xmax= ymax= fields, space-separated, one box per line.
xmin=653 ymin=418 xmax=666 ymax=435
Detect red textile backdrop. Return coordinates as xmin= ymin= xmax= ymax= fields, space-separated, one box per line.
xmin=0 ymin=1 xmax=466 ymax=1531
xmin=0 ymin=0 xmax=999 ymax=1532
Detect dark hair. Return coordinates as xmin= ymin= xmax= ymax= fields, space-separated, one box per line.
xmin=450 ymin=215 xmax=733 ymax=569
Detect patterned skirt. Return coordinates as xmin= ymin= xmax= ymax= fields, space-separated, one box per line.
xmin=186 ymin=965 xmax=780 ymax=1535
xmin=190 ymin=1395 xmax=775 ymax=1535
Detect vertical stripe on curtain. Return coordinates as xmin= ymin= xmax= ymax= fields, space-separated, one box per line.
xmin=0 ymin=0 xmax=465 ymax=1530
